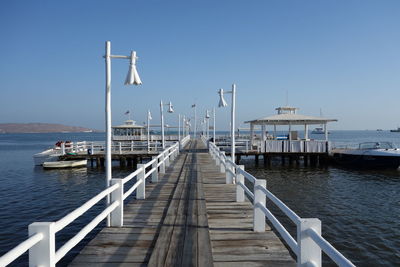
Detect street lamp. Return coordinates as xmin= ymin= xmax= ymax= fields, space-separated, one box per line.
xmin=191 ymin=104 xmax=197 ymax=138
xmin=160 ymin=100 xmax=174 ymax=149
xmin=213 ymin=107 xmax=216 ymax=142
xmin=218 ymin=84 xmax=236 ymax=162
xmin=104 ymin=41 xmax=141 ymax=223
xmin=205 ymin=109 xmax=210 ymax=140
xmin=147 ymin=110 xmax=152 ymax=151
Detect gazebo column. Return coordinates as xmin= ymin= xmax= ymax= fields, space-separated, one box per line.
xmin=273 ymin=125 xmax=277 ymax=138
xmin=304 ymin=124 xmax=308 ymax=140
xmin=288 ymin=123 xmax=292 ymax=141
xmin=324 ymin=123 xmax=328 ymax=141
xmin=261 ymin=124 xmax=266 ymax=153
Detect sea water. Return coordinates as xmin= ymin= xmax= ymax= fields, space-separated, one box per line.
xmin=0 ymin=131 xmax=399 ymax=266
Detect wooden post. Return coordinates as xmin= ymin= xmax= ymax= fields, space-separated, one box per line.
xmin=236 ymin=165 xmax=245 ymax=202
xmin=297 ymin=218 xmax=322 ymax=267
xmin=225 ymin=157 xmax=234 ymax=184
xmin=160 ymin=153 xmax=166 ymax=174
xmin=29 ymin=222 xmax=56 ymax=267
xmin=136 ymin=164 xmax=145 ymax=199
xmin=151 ymin=156 xmax=158 ymax=182
xmin=253 ymin=180 xmax=266 ymax=232
xmin=110 ymin=179 xmax=124 ymax=227
xmin=219 ymin=151 xmax=226 ymax=173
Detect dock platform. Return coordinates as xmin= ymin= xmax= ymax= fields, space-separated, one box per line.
xmin=69 ymin=140 xmax=295 ymax=266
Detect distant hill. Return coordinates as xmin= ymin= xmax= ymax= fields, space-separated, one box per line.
xmin=0 ymin=123 xmax=99 ymax=133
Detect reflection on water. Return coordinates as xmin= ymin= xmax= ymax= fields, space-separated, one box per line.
xmin=241 ymin=157 xmax=400 ymax=266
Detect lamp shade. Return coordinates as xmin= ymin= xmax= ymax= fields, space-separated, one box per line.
xmin=218 ymin=88 xmax=228 ymax=107
xmin=168 ymin=102 xmax=174 ymax=113
xmin=148 ymin=110 xmax=152 ymax=120
xmin=125 ymin=51 xmax=142 ymax=85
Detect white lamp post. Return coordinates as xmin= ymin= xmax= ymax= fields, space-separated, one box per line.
xmin=160 ymin=100 xmax=174 ymax=149
xmin=218 ymin=84 xmax=236 ymax=162
xmin=191 ymin=104 xmax=197 ymax=138
xmin=147 ymin=110 xmax=152 ymax=151
xmin=205 ymin=109 xmax=210 ymax=140
xmin=213 ymin=107 xmax=216 ymax=142
xmin=104 ymin=41 xmax=141 ymax=223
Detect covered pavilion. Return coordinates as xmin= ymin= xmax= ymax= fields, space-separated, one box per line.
xmin=245 ymin=106 xmax=337 ymax=148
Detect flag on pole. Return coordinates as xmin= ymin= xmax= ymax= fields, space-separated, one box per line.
xmin=124 ymin=110 xmax=130 ymax=115
xmin=191 ymin=104 xmax=196 ymax=108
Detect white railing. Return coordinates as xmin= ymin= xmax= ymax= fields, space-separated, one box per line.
xmin=203 ymin=136 xmax=354 ymax=267
xmin=0 ymin=135 xmax=190 ymax=267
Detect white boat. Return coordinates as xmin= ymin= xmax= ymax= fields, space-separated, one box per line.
xmin=332 ymin=142 xmax=400 ymax=169
xmin=43 ymin=160 xmax=87 ymax=169
xmin=33 ymin=148 xmax=62 ymax=166
xmin=311 ymin=127 xmax=324 ymax=134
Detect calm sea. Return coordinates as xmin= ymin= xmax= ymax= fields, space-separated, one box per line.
xmin=0 ymin=131 xmax=399 ymax=266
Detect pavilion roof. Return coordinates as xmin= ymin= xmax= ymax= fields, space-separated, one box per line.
xmin=245 ymin=113 xmax=337 ymax=126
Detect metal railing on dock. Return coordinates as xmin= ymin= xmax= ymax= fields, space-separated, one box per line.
xmin=202 ymin=135 xmax=354 ymax=267
xmin=0 ymin=135 xmax=190 ymax=266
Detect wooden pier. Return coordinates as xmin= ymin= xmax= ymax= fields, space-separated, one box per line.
xmin=69 ymin=140 xmax=295 ymax=266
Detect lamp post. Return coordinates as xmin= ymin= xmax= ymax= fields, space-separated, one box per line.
xmin=192 ymin=104 xmax=197 ymax=138
xmin=213 ymin=107 xmax=216 ymax=142
xmin=147 ymin=110 xmax=152 ymax=151
xmin=218 ymin=84 xmax=236 ymax=162
xmin=160 ymin=100 xmax=174 ymax=149
xmin=205 ymin=109 xmax=210 ymax=140
xmin=104 ymin=41 xmax=141 ymax=224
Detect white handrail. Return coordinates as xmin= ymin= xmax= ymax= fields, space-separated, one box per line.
xmin=0 ymin=233 xmax=43 ymax=266
xmin=123 ymin=179 xmax=142 ymax=200
xmin=306 ymin=228 xmax=356 ymax=267
xmin=257 ymin=202 xmax=299 ymax=254
xmin=0 ymin=135 xmax=190 ymax=266
xmin=259 ymin=186 xmax=301 ymax=225
xmin=237 ymin=181 xmax=254 ymax=200
xmin=54 ymin=183 xmax=120 ymax=233
xmin=206 ymin=139 xmax=354 ymax=267
xmin=55 ymin=200 xmax=120 ymax=263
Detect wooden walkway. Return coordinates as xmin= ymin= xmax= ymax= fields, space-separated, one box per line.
xmin=70 ymin=140 xmax=295 ymax=266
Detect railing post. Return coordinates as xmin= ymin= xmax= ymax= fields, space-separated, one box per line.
xmin=253 ymin=180 xmax=266 ymax=232
xmin=28 ymin=222 xmax=55 ymax=267
xmin=136 ymin=164 xmax=145 ymax=199
xmin=119 ymin=142 xmax=122 ymax=154
xmin=297 ymin=218 xmax=322 ymax=267
xmin=225 ymin=157 xmax=234 ymax=184
xmin=131 ymin=141 xmax=134 ymax=151
xmin=90 ymin=143 xmax=94 ymax=155
xmin=160 ymin=153 xmax=166 ymax=174
xmin=151 ymin=156 xmax=159 ymax=182
xmin=214 ymin=147 xmax=220 ymax=166
xmin=165 ymin=151 xmax=170 ymax=167
xmin=219 ymin=151 xmax=226 ymax=173
xmin=110 ymin=179 xmax=124 ymax=227
xmin=236 ymin=165 xmax=245 ymax=202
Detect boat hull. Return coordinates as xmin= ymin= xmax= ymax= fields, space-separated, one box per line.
xmin=332 ymin=153 xmax=400 ymax=169
xmin=43 ymin=160 xmax=87 ymax=169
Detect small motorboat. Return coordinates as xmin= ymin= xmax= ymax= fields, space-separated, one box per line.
xmin=43 ymin=160 xmax=87 ymax=169
xmin=332 ymin=142 xmax=400 ymax=169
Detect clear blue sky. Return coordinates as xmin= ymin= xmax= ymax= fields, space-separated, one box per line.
xmin=1 ymin=0 xmax=400 ymax=131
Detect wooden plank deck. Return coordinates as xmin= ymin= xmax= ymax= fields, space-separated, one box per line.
xmin=69 ymin=140 xmax=295 ymax=266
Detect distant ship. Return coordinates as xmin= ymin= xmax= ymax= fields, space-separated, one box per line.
xmin=390 ymin=127 xmax=400 ymax=132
